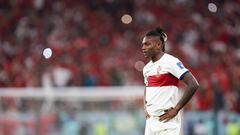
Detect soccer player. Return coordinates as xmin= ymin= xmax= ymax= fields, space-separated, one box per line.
xmin=142 ymin=27 xmax=199 ymax=135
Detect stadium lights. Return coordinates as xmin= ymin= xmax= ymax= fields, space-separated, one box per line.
xmin=121 ymin=14 xmax=133 ymax=24
xmin=43 ymin=48 xmax=53 ymax=59
xmin=208 ymin=3 xmax=217 ymax=13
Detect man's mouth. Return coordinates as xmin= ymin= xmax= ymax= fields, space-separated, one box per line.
xmin=142 ymin=51 xmax=149 ymax=57
xmin=143 ymin=51 xmax=148 ymax=55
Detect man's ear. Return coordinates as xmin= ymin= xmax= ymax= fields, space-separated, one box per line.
xmin=157 ymin=42 xmax=162 ymax=49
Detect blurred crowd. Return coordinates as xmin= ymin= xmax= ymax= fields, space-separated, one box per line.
xmin=0 ymin=100 xmax=145 ymax=135
xmin=0 ymin=0 xmax=240 ymax=135
xmin=0 ymin=0 xmax=240 ymax=113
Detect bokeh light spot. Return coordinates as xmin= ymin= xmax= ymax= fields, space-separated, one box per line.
xmin=121 ymin=14 xmax=132 ymax=24
xmin=134 ymin=61 xmax=145 ymax=71
xmin=208 ymin=3 xmax=217 ymax=13
xmin=43 ymin=48 xmax=52 ymax=59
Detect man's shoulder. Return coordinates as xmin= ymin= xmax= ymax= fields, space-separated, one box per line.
xmin=162 ymin=53 xmax=179 ymax=62
xmin=143 ymin=61 xmax=152 ymax=71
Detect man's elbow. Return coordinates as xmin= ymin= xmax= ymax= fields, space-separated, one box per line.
xmin=192 ymin=82 xmax=199 ymax=91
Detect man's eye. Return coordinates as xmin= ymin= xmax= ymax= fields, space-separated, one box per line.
xmin=145 ymin=43 xmax=150 ymax=46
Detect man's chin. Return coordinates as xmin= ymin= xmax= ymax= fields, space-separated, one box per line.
xmin=143 ymin=55 xmax=150 ymax=58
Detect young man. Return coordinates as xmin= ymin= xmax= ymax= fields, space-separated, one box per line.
xmin=142 ymin=27 xmax=199 ymax=135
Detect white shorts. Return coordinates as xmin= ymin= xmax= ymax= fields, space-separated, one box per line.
xmin=144 ymin=116 xmax=181 ymax=135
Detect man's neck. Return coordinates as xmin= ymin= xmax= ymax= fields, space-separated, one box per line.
xmin=151 ymin=52 xmax=164 ymax=63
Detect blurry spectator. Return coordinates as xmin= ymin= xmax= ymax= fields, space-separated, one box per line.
xmin=226 ymin=116 xmax=240 ymax=135
xmin=80 ymin=121 xmax=91 ymax=135
xmin=193 ymin=119 xmax=208 ymax=135
xmin=60 ymin=108 xmax=80 ymax=135
xmin=212 ymin=80 xmax=225 ymax=112
xmin=52 ymin=65 xmax=72 ymax=87
xmin=93 ymin=121 xmax=107 ymax=135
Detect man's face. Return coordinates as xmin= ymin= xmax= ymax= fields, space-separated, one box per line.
xmin=142 ymin=36 xmax=161 ymax=58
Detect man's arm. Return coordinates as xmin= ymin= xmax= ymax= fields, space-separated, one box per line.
xmin=175 ymin=71 xmax=199 ymax=111
xmin=159 ymin=72 xmax=199 ymax=122
xmin=144 ymin=88 xmax=150 ymax=119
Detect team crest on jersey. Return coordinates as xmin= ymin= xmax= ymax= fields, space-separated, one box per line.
xmin=177 ymin=62 xmax=185 ymax=69
xmin=156 ymin=66 xmax=161 ymax=76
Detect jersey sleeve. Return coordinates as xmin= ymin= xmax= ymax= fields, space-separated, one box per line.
xmin=167 ymin=58 xmax=189 ymax=80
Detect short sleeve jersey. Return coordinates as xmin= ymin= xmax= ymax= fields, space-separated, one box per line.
xmin=143 ymin=53 xmax=188 ymax=116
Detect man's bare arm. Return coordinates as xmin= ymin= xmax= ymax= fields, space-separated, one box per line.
xmin=144 ymin=88 xmax=150 ymax=119
xmin=159 ymin=72 xmax=199 ymax=122
xmin=175 ymin=72 xmax=199 ymax=111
